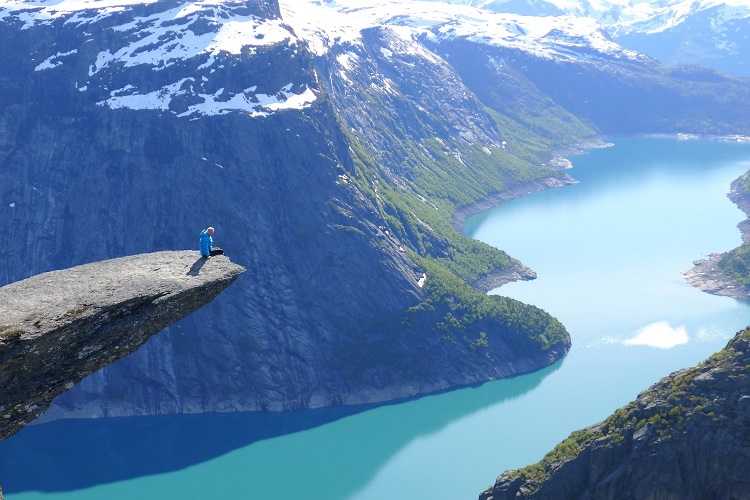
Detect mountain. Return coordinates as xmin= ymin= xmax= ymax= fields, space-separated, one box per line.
xmin=1 ymin=0 xmax=749 ymax=422
xmin=0 ymin=0 xmax=571 ymax=420
xmin=438 ymin=0 xmax=750 ymax=77
xmin=480 ymin=326 xmax=750 ymax=499
xmin=610 ymin=0 xmax=750 ymax=78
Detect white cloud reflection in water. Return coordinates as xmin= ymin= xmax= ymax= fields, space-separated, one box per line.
xmin=588 ymin=321 xmax=690 ymax=349
xmin=623 ymin=321 xmax=689 ymax=349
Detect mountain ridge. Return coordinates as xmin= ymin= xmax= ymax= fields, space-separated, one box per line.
xmin=4 ymin=0 xmax=577 ymax=421
xmin=3 ymin=0 xmax=750 ymax=423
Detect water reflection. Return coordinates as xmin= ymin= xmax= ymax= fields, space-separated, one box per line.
xmin=0 ymin=361 xmax=562 ymax=496
xmin=624 ymin=320 xmax=689 ymax=348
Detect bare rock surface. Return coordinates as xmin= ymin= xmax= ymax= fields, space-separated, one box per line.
xmin=481 ymin=328 xmax=750 ymax=500
xmin=683 ymin=169 xmax=750 ymax=300
xmin=0 ymin=251 xmax=244 ymax=441
xmin=683 ymin=253 xmax=750 ymax=300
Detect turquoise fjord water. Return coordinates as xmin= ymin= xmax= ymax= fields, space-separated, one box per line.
xmin=4 ymin=137 xmax=750 ymax=499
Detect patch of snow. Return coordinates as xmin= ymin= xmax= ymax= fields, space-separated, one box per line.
xmin=279 ymin=0 xmax=372 ymax=56
xmin=34 ymin=49 xmax=77 ymax=71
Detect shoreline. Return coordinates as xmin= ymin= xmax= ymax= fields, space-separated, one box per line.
xmin=682 ymin=253 xmax=750 ymax=300
xmin=451 ymin=175 xmax=575 ymax=290
xmin=454 ymin=133 xmax=750 ymax=295
xmin=452 ymin=136 xmax=616 ymax=233
xmin=683 ymin=172 xmax=750 ymax=301
xmin=452 ymin=136 xmax=611 ymax=290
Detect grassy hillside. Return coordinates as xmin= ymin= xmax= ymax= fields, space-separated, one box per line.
xmin=323 ymin=30 xmax=595 ymax=354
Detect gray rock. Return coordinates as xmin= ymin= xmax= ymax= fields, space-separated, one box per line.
xmin=0 ymin=251 xmax=244 ymax=441
xmin=481 ymin=328 xmax=750 ymax=499
xmin=683 ymin=172 xmax=750 ymax=300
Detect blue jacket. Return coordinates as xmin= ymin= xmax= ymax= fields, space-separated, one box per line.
xmin=199 ymin=230 xmax=212 ymax=257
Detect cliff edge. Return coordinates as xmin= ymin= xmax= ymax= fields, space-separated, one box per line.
xmin=481 ymin=327 xmax=750 ymax=499
xmin=0 ymin=251 xmax=245 ymax=442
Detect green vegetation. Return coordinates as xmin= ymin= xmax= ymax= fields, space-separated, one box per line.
xmin=333 ymin=55 xmax=595 ymax=354
xmin=504 ymin=327 xmax=750 ymax=492
xmin=332 ymin=224 xmax=366 ymax=237
xmin=407 ymin=258 xmax=568 ymax=350
xmin=0 ymin=326 xmax=25 ymax=341
xmin=515 ymin=428 xmax=597 ymax=489
xmin=718 ymin=171 xmax=750 ymax=285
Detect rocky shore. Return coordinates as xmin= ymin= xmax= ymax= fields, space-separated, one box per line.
xmin=683 ymin=253 xmax=750 ymax=300
xmin=452 ymin=138 xmax=614 ymax=292
xmin=451 ymin=175 xmax=576 ymax=291
xmin=683 ymin=171 xmax=750 ymax=300
xmin=451 ymin=174 xmax=578 ymax=233
xmin=481 ymin=327 xmax=750 ymax=499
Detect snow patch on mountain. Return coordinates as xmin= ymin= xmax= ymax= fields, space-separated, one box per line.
xmin=3 ymin=0 xmax=318 ymax=117
xmin=280 ymin=0 xmax=643 ymax=62
xmin=102 ymin=81 xmax=316 ymax=117
xmin=86 ymin=4 xmax=293 ymax=73
xmin=279 ymin=0 xmax=373 ymax=55
xmin=35 ymin=49 xmax=78 ymax=71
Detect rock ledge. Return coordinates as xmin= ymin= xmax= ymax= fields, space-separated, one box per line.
xmin=0 ymin=251 xmax=244 ymax=441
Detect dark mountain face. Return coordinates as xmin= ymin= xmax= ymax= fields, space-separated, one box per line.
xmin=429 ymin=38 xmax=750 ymax=136
xmin=2 ymin=0 xmax=749 ymax=421
xmin=0 ymin=0 xmax=578 ymax=419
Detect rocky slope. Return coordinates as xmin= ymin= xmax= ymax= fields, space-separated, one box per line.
xmin=2 ymin=0 xmax=750 ymax=421
xmin=0 ymin=251 xmax=244 ymax=441
xmin=481 ymin=326 xmax=750 ymax=499
xmin=1 ymin=0 xmax=576 ymax=421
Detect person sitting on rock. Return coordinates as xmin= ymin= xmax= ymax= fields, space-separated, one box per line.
xmin=199 ymin=227 xmax=224 ymax=257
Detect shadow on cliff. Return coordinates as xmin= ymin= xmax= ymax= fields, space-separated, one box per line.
xmin=0 ymin=360 xmax=563 ymax=497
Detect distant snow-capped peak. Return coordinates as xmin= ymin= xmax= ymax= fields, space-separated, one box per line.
xmin=1 ymin=0 xmax=650 ymax=118
xmin=281 ymin=0 xmax=644 ymax=62
xmin=608 ymin=0 xmax=750 ymax=35
xmin=446 ymin=0 xmax=750 ymax=28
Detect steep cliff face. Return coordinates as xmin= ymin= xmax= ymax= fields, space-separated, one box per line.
xmin=481 ymin=328 xmax=750 ymax=500
xmin=1 ymin=0 xmax=574 ymax=420
xmin=0 ymin=251 xmax=245 ymax=441
xmin=4 ymin=0 xmax=749 ymax=421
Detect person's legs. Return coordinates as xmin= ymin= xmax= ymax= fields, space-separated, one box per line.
xmin=210 ymin=248 xmax=224 ymax=256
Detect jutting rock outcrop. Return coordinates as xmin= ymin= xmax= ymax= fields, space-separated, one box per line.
xmin=481 ymin=327 xmax=750 ymax=499
xmin=0 ymin=251 xmax=245 ymax=442
xmin=684 ymin=168 xmax=750 ymax=300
